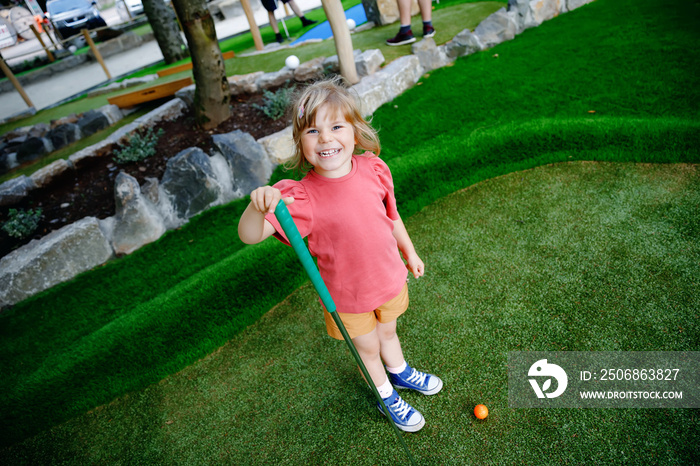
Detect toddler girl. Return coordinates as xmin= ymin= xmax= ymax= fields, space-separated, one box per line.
xmin=238 ymin=78 xmax=442 ymax=432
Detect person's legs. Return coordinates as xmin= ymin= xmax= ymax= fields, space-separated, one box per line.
xmin=352 ymin=327 xmax=388 ymax=387
xmin=417 ymin=0 xmax=432 ymax=22
xmin=286 ymin=0 xmax=318 ymax=26
xmin=267 ymin=11 xmax=280 ymax=34
xmin=376 ymin=319 xmax=405 ymax=368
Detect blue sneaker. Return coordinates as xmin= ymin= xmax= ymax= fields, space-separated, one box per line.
xmin=389 ymin=365 xmax=443 ymax=395
xmin=377 ymin=389 xmax=425 ymax=432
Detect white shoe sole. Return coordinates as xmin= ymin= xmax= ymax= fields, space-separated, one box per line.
xmin=394 ymin=376 xmax=444 ymax=395
xmin=377 ymin=406 xmax=425 ymax=432
xmin=386 ymin=37 xmax=417 ymax=46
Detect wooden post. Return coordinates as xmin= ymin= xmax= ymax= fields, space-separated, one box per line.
xmin=321 ymin=0 xmax=358 ymax=84
xmin=30 ymin=23 xmax=55 ymax=62
xmin=240 ymin=0 xmax=263 ymax=51
xmin=0 ymin=56 xmax=34 ymax=108
xmin=82 ymin=29 xmax=111 ymax=79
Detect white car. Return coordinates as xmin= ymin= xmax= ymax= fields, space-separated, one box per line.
xmin=116 ymin=0 xmax=144 ymax=22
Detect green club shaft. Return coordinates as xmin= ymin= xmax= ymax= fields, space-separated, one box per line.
xmin=275 ymin=202 xmax=417 ymax=465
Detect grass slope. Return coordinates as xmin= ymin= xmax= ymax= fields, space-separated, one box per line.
xmin=0 ymin=0 xmax=698 ymax=448
xmin=1 ymin=161 xmax=697 ymax=464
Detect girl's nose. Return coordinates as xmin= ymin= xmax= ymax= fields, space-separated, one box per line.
xmin=318 ymin=130 xmax=333 ymax=143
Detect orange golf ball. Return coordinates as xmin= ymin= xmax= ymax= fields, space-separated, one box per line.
xmin=474 ymin=404 xmax=489 ymax=419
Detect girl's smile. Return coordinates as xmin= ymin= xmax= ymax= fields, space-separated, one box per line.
xmin=302 ymin=104 xmax=356 ymax=178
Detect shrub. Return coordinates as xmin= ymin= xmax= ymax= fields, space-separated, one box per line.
xmin=253 ymin=86 xmax=296 ymax=121
xmin=2 ymin=208 xmax=43 ymax=239
xmin=113 ymin=127 xmax=165 ymax=164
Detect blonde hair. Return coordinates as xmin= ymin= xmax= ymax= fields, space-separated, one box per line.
xmin=286 ymin=76 xmax=381 ymax=174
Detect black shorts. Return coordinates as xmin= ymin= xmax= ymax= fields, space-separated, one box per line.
xmin=261 ymin=0 xmax=290 ymax=12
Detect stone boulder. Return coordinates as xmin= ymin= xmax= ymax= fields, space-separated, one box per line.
xmin=47 ymin=123 xmax=81 ymax=150
xmin=474 ymin=7 xmax=518 ymax=49
xmin=444 ymin=29 xmax=484 ymax=59
xmin=0 ymin=217 xmax=114 ymax=308
xmin=508 ymin=0 xmax=538 ymax=31
xmin=0 ymin=152 xmax=18 ymax=174
xmin=213 ymin=130 xmax=275 ymax=196
xmin=228 ymin=71 xmax=265 ymax=95
xmin=256 ymin=67 xmax=295 ymax=90
xmin=109 ymin=172 xmax=166 ymax=255
xmin=16 ymin=137 xmax=53 ymax=164
xmin=78 ymin=109 xmax=110 ymax=137
xmin=258 ymin=126 xmax=294 ymax=164
xmin=294 ymin=56 xmax=326 ymax=82
xmin=351 ymin=55 xmax=424 ymax=116
xmin=160 ymin=147 xmax=223 ymax=225
xmin=411 ymin=38 xmax=451 ymax=72
xmin=355 ymin=49 xmax=385 ymax=77
xmin=567 ymin=0 xmax=594 ymax=9
xmin=0 ymin=175 xmax=36 ymax=206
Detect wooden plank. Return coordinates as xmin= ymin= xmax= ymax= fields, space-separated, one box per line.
xmin=107 ymin=77 xmax=194 ymax=108
xmin=157 ymin=51 xmax=236 ymax=77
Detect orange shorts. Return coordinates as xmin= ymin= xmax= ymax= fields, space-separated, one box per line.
xmin=324 ymin=283 xmax=409 ymax=340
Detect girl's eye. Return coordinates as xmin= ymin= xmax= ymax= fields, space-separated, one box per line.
xmin=333 ymin=125 xmax=343 ymax=131
xmin=306 ymin=129 xmax=318 ymax=134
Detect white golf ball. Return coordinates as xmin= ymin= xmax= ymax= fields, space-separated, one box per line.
xmin=68 ymin=45 xmax=78 ymax=54
xmin=285 ymin=55 xmax=300 ymax=70
xmin=346 ymin=19 xmax=356 ymax=31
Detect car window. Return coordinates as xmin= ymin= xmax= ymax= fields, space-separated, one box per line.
xmin=48 ymin=0 xmax=91 ymax=15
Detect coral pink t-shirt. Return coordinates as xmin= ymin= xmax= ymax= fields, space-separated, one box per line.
xmin=265 ymin=154 xmax=408 ymax=314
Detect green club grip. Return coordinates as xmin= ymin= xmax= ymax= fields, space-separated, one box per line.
xmin=275 ymin=201 xmax=337 ymax=313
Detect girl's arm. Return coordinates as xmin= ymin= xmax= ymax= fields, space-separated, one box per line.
xmin=238 ymin=186 xmax=293 ymax=244
xmin=392 ymin=216 xmax=425 ymax=278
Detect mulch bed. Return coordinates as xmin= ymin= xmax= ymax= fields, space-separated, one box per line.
xmin=0 ymin=92 xmax=293 ymax=259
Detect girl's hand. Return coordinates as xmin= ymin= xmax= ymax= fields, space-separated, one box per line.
xmin=250 ymin=186 xmax=294 ymax=214
xmin=405 ymin=252 xmax=425 ymax=279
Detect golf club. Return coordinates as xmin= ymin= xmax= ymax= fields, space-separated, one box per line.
xmin=274 ymin=201 xmax=417 ymax=465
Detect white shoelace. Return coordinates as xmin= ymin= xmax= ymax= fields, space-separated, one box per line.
xmin=389 ymin=397 xmax=412 ymax=420
xmin=405 ymin=368 xmax=427 ymax=387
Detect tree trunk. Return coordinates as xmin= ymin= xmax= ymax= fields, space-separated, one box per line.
xmin=142 ymin=0 xmax=189 ymax=64
xmin=171 ymin=0 xmax=231 ymax=130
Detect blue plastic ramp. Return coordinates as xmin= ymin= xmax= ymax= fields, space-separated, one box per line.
xmin=290 ymin=4 xmax=367 ymax=46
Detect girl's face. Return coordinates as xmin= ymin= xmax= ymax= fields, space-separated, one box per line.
xmin=301 ymin=104 xmax=356 ymax=178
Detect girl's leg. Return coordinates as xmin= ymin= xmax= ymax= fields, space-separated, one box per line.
xmin=375 ymin=319 xmax=405 ymax=368
xmin=352 ymin=327 xmax=390 ymax=387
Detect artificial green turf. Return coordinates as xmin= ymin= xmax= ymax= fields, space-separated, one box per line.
xmin=0 ymin=0 xmax=698 ymax=450
xmin=1 ymin=161 xmax=697 ymax=464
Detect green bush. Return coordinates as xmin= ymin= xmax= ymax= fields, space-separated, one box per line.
xmin=113 ymin=128 xmax=164 ymax=164
xmin=1 ymin=208 xmax=42 ymax=239
xmin=253 ymin=86 xmax=296 ymax=120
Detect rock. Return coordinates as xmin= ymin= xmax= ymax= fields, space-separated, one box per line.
xmin=474 ymin=7 xmax=518 ymax=48
xmin=174 ymin=83 xmax=196 ymax=107
xmin=228 ymin=71 xmax=264 ymax=95
xmin=50 ymin=114 xmax=79 ymax=128
xmin=529 ymin=0 xmax=566 ymax=23
xmin=258 ymin=126 xmax=294 ymax=164
xmin=256 ymin=67 xmax=295 ymax=90
xmin=0 ymin=175 xmax=35 ymax=206
xmin=444 ymin=29 xmax=484 ymax=59
xmin=27 ymin=122 xmax=50 ymax=138
xmin=212 ymin=130 xmax=275 ymax=196
xmin=0 ymin=217 xmax=114 ymax=308
xmin=160 ymin=147 xmax=223 ymax=225
xmin=30 ymin=159 xmax=72 ymax=189
xmin=351 ymin=55 xmax=424 ymax=116
xmin=411 ymin=38 xmax=451 ymax=71
xmin=0 ymin=153 xmax=18 ymax=174
xmin=567 ymin=0 xmax=594 ymax=9
xmin=141 ymin=177 xmax=160 ymax=205
xmin=355 ymin=49 xmax=385 ymax=77
xmin=294 ymin=56 xmax=326 ymax=82
xmin=16 ymin=137 xmax=53 ymax=164
xmin=78 ymin=109 xmax=110 ymax=137
xmin=507 ymin=0 xmax=538 ymax=30
xmin=47 ymin=123 xmax=81 ymax=150
xmin=322 ymin=49 xmax=362 ymax=74
xmin=110 ymin=172 xmax=166 ymax=255
xmin=98 ymin=104 xmax=125 ymax=125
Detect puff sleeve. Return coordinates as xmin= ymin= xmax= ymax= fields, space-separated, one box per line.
xmin=368 ymin=155 xmax=400 ymax=221
xmin=264 ymin=179 xmax=313 ymax=246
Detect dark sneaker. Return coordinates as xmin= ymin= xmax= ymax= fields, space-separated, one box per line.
xmin=377 ymin=389 xmax=425 ymax=432
xmin=275 ymin=32 xmax=284 ymax=43
xmin=423 ymin=25 xmax=436 ymax=38
xmin=389 ymin=365 xmax=443 ymax=395
xmin=301 ymin=17 xmax=318 ymax=27
xmin=386 ymin=30 xmax=416 ymax=46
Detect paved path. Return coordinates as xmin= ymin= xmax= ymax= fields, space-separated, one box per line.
xmin=0 ymin=0 xmax=322 ymax=121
